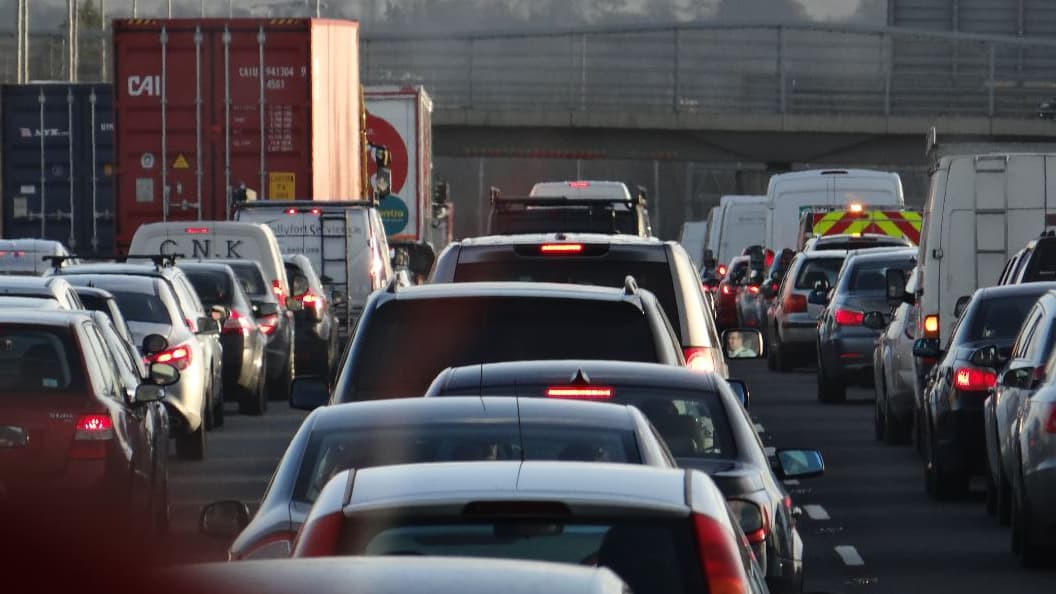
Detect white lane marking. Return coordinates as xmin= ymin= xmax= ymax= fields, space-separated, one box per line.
xmin=783 ymin=479 xmax=800 ymax=486
xmin=835 ymin=545 xmax=865 ymax=566
xmin=764 ymin=446 xmax=776 ymax=456
xmin=754 ymin=423 xmax=766 ymax=433
xmin=803 ymin=504 xmax=830 ymax=520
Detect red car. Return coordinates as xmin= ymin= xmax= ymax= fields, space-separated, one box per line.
xmin=715 ymin=255 xmax=750 ymax=330
xmin=0 ymin=310 xmax=177 ymax=533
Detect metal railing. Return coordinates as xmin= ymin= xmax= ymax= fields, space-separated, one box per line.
xmin=362 ymin=23 xmax=1056 ymax=120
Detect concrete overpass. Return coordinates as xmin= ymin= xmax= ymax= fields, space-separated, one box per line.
xmin=362 ymin=23 xmax=1056 ymax=238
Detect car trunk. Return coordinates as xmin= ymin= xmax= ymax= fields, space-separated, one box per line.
xmin=0 ymin=392 xmax=93 ymax=479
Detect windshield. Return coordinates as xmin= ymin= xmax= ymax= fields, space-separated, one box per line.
xmin=965 ymin=294 xmax=1043 ymax=342
xmin=0 ymin=327 xmax=85 ymax=393
xmin=846 ymin=260 xmax=915 ymax=293
xmin=795 ymin=258 xmax=845 ymax=290
xmin=351 ymin=298 xmax=660 ymax=399
xmin=184 ymin=269 xmax=236 ymax=306
xmin=490 ymin=207 xmax=639 ymax=235
xmin=108 ymin=291 xmax=171 ymax=325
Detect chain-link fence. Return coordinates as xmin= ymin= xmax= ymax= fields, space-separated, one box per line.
xmin=363 ymin=24 xmax=1056 ymax=120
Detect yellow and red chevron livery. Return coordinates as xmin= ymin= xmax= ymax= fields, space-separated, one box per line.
xmin=809 ymin=210 xmax=922 ymax=245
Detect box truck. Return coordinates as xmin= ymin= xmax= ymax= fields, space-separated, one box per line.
xmin=112 ymin=18 xmax=365 ymax=253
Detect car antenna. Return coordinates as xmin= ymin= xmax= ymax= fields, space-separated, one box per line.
xmin=41 ymin=254 xmax=76 ymax=273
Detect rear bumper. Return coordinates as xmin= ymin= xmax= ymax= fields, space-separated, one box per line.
xmin=820 ymin=334 xmax=877 ymax=382
xmin=934 ymin=409 xmax=987 ymax=474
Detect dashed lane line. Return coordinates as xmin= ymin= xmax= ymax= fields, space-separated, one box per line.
xmin=803 ymin=504 xmax=830 ymax=520
xmin=783 ymin=479 xmax=800 ymax=486
xmin=834 ymin=545 xmax=865 ymax=566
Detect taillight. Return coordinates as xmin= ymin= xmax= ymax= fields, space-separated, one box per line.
xmin=545 ymin=386 xmax=614 ymax=400
xmin=769 ymin=281 xmax=779 ymax=294
xmin=293 ymin=512 xmax=345 ymax=557
xmin=748 ymin=285 xmax=760 ymax=295
xmin=284 ymin=208 xmax=298 ymax=215
xmin=834 ymin=308 xmax=864 ymax=326
xmin=923 ymin=314 xmax=939 ymax=339
xmin=783 ymin=294 xmax=807 ymax=313
xmin=953 ymin=367 xmax=996 ymax=391
xmin=71 ymin=414 xmax=114 ymax=460
xmin=684 ymin=347 xmax=716 ymax=373
xmin=717 ymin=265 xmax=728 ymax=277
xmin=298 ymin=289 xmax=325 ymax=314
xmin=148 ymin=344 xmax=192 ymax=371
xmin=222 ymin=309 xmax=255 ymax=336
xmin=1045 ymin=404 xmax=1056 ymax=434
xmin=271 ymin=279 xmax=286 ymax=303
xmin=692 ymin=513 xmax=749 ymax=594
xmin=727 ymin=500 xmax=769 ymax=544
xmin=539 ymin=243 xmax=584 ymax=254
xmin=721 ymin=285 xmax=733 ymax=296
xmin=258 ymin=313 xmax=280 ymax=336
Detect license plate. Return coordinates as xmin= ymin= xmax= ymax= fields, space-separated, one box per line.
xmin=0 ymin=426 xmax=28 ymax=448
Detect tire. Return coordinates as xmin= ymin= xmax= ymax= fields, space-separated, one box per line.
xmin=817 ymin=359 xmax=846 ymax=403
xmin=882 ymin=396 xmax=911 ymax=446
xmin=997 ymin=466 xmax=1013 ymax=526
xmin=1012 ymin=480 xmax=1046 ymax=568
xmin=175 ymin=420 xmax=206 ymax=461
xmin=212 ymin=377 xmax=225 ymax=428
xmin=985 ymin=469 xmax=998 ymax=517
xmin=238 ymin=359 xmax=268 ymax=415
xmin=203 ymin=392 xmax=215 ymax=431
xmin=873 ymin=395 xmax=885 ymax=441
xmin=774 ymin=332 xmax=794 ymax=373
xmin=766 ymin=336 xmax=778 ymax=371
xmin=153 ymin=471 xmax=169 ymax=536
xmin=267 ymin=354 xmax=293 ymax=402
xmin=924 ymin=424 xmax=967 ymax=501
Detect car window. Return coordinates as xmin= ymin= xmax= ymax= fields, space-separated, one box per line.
xmin=225 ymin=262 xmax=272 ymax=301
xmin=1011 ymin=305 xmax=1043 ymax=359
xmin=80 ymin=323 xmax=121 ymax=400
xmin=617 ymin=390 xmax=736 ymax=459
xmin=294 ymin=424 xmax=640 ymax=503
xmin=2 ymin=326 xmax=85 ymax=393
xmin=847 ymin=260 xmax=914 ymax=293
xmin=96 ymin=315 xmax=146 ymax=384
xmin=171 ymin=274 xmax=206 ymax=316
xmin=965 ymin=294 xmax=1041 ymax=342
xmin=491 ymin=205 xmax=640 ymax=235
xmin=108 ymin=290 xmax=173 ymax=325
xmin=185 ymin=269 xmax=236 ymax=307
xmin=795 ymin=258 xmax=844 ymax=290
xmin=350 ymin=298 xmax=662 ymax=400
xmin=1021 ymin=241 xmax=1056 ymax=283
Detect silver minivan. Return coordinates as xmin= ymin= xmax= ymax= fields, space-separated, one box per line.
xmin=766 ymin=250 xmax=848 ymax=372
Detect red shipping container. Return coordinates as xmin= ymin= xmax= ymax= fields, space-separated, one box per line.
xmin=112 ymin=18 xmax=362 ymax=253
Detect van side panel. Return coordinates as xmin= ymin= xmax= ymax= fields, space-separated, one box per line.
xmin=717 ymin=202 xmax=768 ymax=265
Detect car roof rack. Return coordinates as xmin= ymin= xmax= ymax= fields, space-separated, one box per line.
xmin=125 ymin=253 xmax=183 ymax=271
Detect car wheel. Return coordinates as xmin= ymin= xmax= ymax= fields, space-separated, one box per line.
xmin=873 ymin=394 xmax=885 ymax=441
xmin=238 ymin=361 xmax=268 ymax=416
xmin=766 ymin=332 xmax=778 ymax=371
xmin=267 ymin=354 xmax=293 ymax=402
xmin=203 ymin=390 xmax=215 ymax=431
xmin=985 ymin=467 xmax=998 ymax=517
xmin=775 ymin=333 xmax=794 ymax=373
xmin=882 ymin=395 xmax=910 ymax=446
xmin=175 ymin=413 xmax=207 ymax=461
xmin=925 ymin=424 xmax=967 ymax=501
xmin=212 ymin=376 xmax=225 ymax=428
xmin=817 ymin=359 xmax=846 ymax=404
xmin=1012 ymin=479 xmax=1046 ymax=568
xmin=997 ymin=466 xmax=1013 ymax=526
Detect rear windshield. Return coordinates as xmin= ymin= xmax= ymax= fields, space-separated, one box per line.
xmin=345 ymin=517 xmax=704 ymax=594
xmin=1021 ymin=241 xmax=1056 ymax=283
xmin=223 ymin=262 xmax=271 ymax=301
xmin=795 ymin=258 xmax=844 ymax=290
xmin=1 ymin=327 xmax=85 ymax=393
xmin=185 ymin=270 xmax=236 ymax=306
xmin=816 ymin=238 xmax=908 ymax=251
xmin=966 ymin=294 xmax=1042 ymax=342
xmin=109 ymin=291 xmax=171 ymax=324
xmin=846 ymin=260 xmax=915 ymax=293
xmin=351 ymin=298 xmax=660 ymax=399
xmin=294 ymin=424 xmax=640 ymax=503
xmin=452 ymin=260 xmax=680 ymax=339
xmin=490 ymin=207 xmax=639 ymax=235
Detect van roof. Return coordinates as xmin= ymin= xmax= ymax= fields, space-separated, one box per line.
xmin=719 ymin=195 xmax=766 ymax=206
xmin=770 ymin=169 xmax=900 ymax=182
xmin=132 ymin=221 xmax=275 ymax=236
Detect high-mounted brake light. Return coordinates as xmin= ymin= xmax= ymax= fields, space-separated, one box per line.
xmin=834 ymin=308 xmax=864 ymax=326
xmin=539 ymin=244 xmax=584 ymax=254
xmin=309 ymin=208 xmax=322 ymax=215
xmin=284 ymin=208 xmax=298 ymax=215
xmin=568 ymin=181 xmax=590 ymax=188
xmin=848 ymin=202 xmax=864 ymax=214
xmin=954 ymin=367 xmax=996 ymax=391
xmin=546 ymin=386 xmax=614 ymax=400
xmin=185 ymin=227 xmax=209 ymax=234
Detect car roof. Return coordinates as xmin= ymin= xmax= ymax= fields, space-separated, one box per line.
xmin=0 ymin=309 xmax=92 ymax=326
xmin=0 ymin=276 xmax=65 ymax=290
xmin=815 ymin=233 xmax=908 ymax=243
xmin=378 ymin=281 xmax=651 ymax=304
xmin=844 ymin=248 xmax=917 ymax=263
xmin=176 ymin=557 xmax=627 ymax=594
xmin=431 ymin=360 xmax=726 ymax=394
xmin=70 ymin=286 xmax=116 ymax=299
xmin=0 ymin=296 xmax=63 ymax=309
xmin=178 ymin=262 xmax=239 ymax=275
xmin=198 ymin=258 xmax=265 ymax=271
xmin=344 ymin=460 xmax=692 ymax=513
xmin=456 ymin=233 xmax=665 ymax=247
xmin=59 ymin=263 xmax=178 ymax=278
xmin=772 ymin=168 xmax=897 ymax=181
xmin=972 ymin=282 xmax=1056 ymax=300
xmin=308 ymin=396 xmax=638 ymax=433
xmin=797 ymin=249 xmax=850 ymax=260
xmin=63 ymin=274 xmax=162 ymax=293
xmin=0 ymin=238 xmax=70 ymax=253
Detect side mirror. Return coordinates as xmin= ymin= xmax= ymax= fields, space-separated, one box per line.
xmin=133 ymin=383 xmax=166 ymax=404
xmin=254 ymin=301 xmax=280 ymax=317
xmin=142 ymin=334 xmax=168 ymax=355
xmin=885 ymin=268 xmax=907 ymax=305
xmin=774 ymin=449 xmax=825 ymax=479
xmin=199 ymin=500 xmax=251 ymax=539
xmin=285 ymin=296 xmax=304 ymax=312
xmin=148 ymin=362 xmax=180 ymax=386
xmin=970 ymin=344 xmax=1000 ymax=369
xmin=722 ymin=328 xmax=765 ymax=360
xmin=913 ymin=338 xmax=942 ymax=359
xmin=954 ymin=295 xmax=971 ymax=319
xmin=862 ymin=311 xmax=886 ymax=331
xmin=196 ymin=316 xmax=220 ymax=336
xmin=726 ymin=378 xmax=750 ymax=408
xmin=290 ymin=375 xmax=330 ymax=411
xmin=210 ymin=304 xmax=230 ymax=322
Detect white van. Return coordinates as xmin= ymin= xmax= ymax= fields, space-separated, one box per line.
xmin=703 ymin=205 xmax=723 ymax=269
xmin=678 ymin=220 xmax=710 ymax=270
xmin=766 ymin=169 xmax=905 ymax=253
xmin=128 ymin=221 xmax=291 ymax=302
xmin=918 ymin=153 xmax=1056 ymax=344
xmin=713 ymin=195 xmax=768 ymax=267
xmin=233 ymin=201 xmax=394 ymax=334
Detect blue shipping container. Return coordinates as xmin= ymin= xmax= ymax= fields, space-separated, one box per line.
xmin=1 ymin=83 xmax=115 ymax=252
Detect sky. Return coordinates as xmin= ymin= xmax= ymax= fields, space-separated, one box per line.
xmin=8 ymin=0 xmax=887 ymax=30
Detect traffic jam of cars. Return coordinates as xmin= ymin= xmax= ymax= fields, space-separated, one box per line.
xmin=3 ymin=13 xmax=1056 ymax=594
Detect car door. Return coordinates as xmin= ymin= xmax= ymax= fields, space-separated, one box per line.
xmin=170 ymin=272 xmax=222 ymax=392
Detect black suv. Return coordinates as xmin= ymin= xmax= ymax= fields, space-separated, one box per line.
xmin=998 ymin=232 xmax=1056 ymax=285
xmin=432 ymin=233 xmax=727 ymax=377
xmin=290 ymin=281 xmax=686 ymax=408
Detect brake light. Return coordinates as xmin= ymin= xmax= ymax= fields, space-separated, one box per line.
xmin=539 ymin=243 xmax=584 ymax=254
xmin=284 ymin=208 xmax=298 ymax=215
xmin=834 ymin=308 xmax=864 ymax=326
xmin=568 ymin=181 xmax=590 ymax=188
xmin=71 ymin=414 xmax=114 ymax=460
xmin=717 ymin=265 xmax=728 ymax=277
xmin=309 ymin=208 xmax=322 ymax=215
xmin=848 ymin=202 xmax=864 ymax=214
xmin=185 ymin=227 xmax=209 ymax=234
xmin=148 ymin=344 xmax=192 ymax=371
xmin=748 ymin=285 xmax=760 ymax=294
xmin=293 ymin=511 xmax=345 ymax=557
xmin=924 ymin=315 xmax=939 ymax=338
xmin=721 ymin=284 xmax=733 ymax=296
xmin=783 ymin=294 xmax=807 ymax=313
xmin=258 ymin=313 xmax=280 ymax=336
xmin=298 ymin=289 xmax=326 ymax=315
xmin=222 ymin=309 xmax=255 ymax=337
xmin=545 ymin=386 xmax=614 ymax=400
xmin=684 ymin=347 xmax=716 ymax=373
xmin=954 ymin=367 xmax=996 ymax=391
xmin=271 ymin=279 xmax=285 ymax=302
xmin=1045 ymin=404 xmax=1056 ymax=434
xmin=692 ymin=513 xmax=749 ymax=594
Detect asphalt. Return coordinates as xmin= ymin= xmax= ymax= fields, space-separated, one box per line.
xmin=158 ymin=360 xmax=1056 ymax=592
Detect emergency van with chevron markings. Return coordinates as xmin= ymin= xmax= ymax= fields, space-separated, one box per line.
xmin=765 ymin=169 xmax=905 ymax=253
xmin=797 ymin=207 xmax=922 ymax=250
